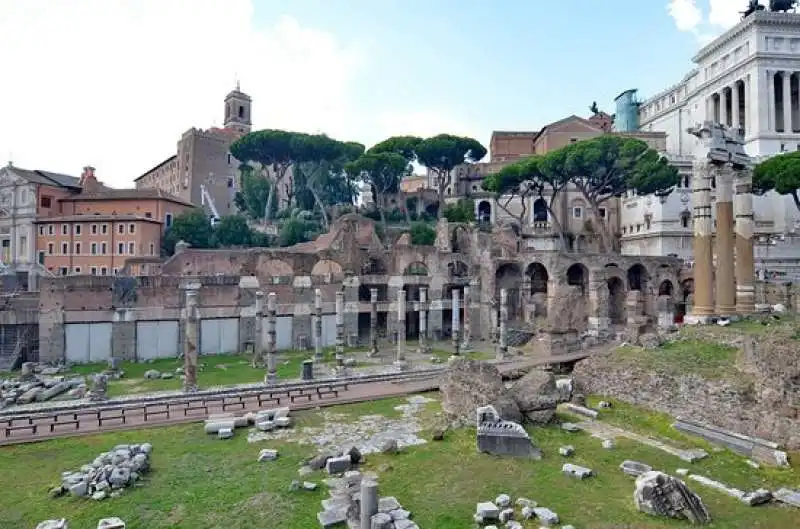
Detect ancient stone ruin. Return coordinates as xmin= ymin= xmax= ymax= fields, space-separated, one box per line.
xmin=476 ymin=404 xmax=541 ymax=459
xmin=53 ymin=444 xmax=152 ymax=501
xmin=633 ymin=471 xmax=711 ymax=525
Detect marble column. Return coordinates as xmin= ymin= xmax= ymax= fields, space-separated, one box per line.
xmin=496 ymin=288 xmax=508 ymax=360
xmin=734 ymin=168 xmax=756 ymax=314
xmin=395 ymin=289 xmax=407 ymax=367
xmin=314 ymin=289 xmax=323 ymax=362
xmin=417 ymin=287 xmax=429 ymax=354
xmin=183 ymin=288 xmax=199 ymax=393
xmin=689 ymin=158 xmax=716 ymax=323
xmin=253 ymin=291 xmax=265 ymax=367
xmin=783 ymin=71 xmax=793 ymax=133
xmin=360 ymin=480 xmax=379 ymax=529
xmin=721 ymin=88 xmax=729 ymax=127
xmin=451 ymin=289 xmax=460 ymax=356
xmin=732 ymin=81 xmax=741 ymax=130
xmin=335 ymin=291 xmax=345 ymax=361
xmin=461 ymin=286 xmax=471 ymax=350
xmin=715 ymin=166 xmax=737 ymax=317
xmin=369 ymin=288 xmax=379 ymax=357
xmin=265 ymin=292 xmax=277 ymax=384
xmin=769 ymin=70 xmax=778 ymax=133
xmin=587 ymin=272 xmax=610 ymax=336
xmin=490 ymin=299 xmax=499 ymax=343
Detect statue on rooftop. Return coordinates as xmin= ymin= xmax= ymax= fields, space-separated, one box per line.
xmin=742 ymin=1 xmax=766 ymax=19
xmin=769 ymin=0 xmax=798 ymax=13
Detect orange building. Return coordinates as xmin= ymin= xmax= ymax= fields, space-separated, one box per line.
xmin=35 ymin=167 xmax=195 ymax=276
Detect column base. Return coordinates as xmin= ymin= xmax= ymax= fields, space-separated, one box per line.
xmin=264 ymin=373 xmax=277 ymax=385
xmin=587 ymin=317 xmax=611 ymax=336
xmin=715 ymin=305 xmax=737 ymax=319
xmin=393 ymin=360 xmax=409 ymax=371
xmin=736 ymin=287 xmax=755 ymax=315
xmin=683 ymin=314 xmax=715 ymax=325
xmin=461 ymin=341 xmax=471 ymax=351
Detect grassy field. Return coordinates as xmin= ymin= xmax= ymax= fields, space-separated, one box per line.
xmin=611 ymin=339 xmax=741 ymax=379
xmin=0 ymin=394 xmax=797 ymax=529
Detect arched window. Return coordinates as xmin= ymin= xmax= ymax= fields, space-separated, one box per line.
xmin=238 ymin=105 xmax=245 ymax=119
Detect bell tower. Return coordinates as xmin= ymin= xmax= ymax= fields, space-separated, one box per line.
xmin=223 ymin=81 xmax=252 ymax=133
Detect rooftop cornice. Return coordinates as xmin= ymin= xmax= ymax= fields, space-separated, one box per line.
xmin=693 ymin=12 xmax=800 ymax=64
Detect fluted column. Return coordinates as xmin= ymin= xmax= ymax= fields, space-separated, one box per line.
xmin=768 ymin=70 xmax=778 ymax=133
xmin=183 ymin=288 xmax=199 ymax=392
xmin=689 ymin=158 xmax=715 ymax=322
xmin=734 ymin=168 xmax=756 ymax=314
xmin=715 ymin=166 xmax=736 ymax=317
xmin=314 ymin=289 xmax=323 ymax=362
xmin=369 ymin=288 xmax=378 ymax=357
xmin=732 ymin=82 xmax=741 ymax=130
xmin=721 ymin=88 xmax=729 ymax=127
xmin=417 ymin=287 xmax=428 ymax=354
xmin=265 ymin=292 xmax=277 ymax=384
xmin=783 ymin=71 xmax=793 ymax=133
xmin=451 ymin=289 xmax=460 ymax=355
xmin=335 ymin=291 xmax=344 ymax=361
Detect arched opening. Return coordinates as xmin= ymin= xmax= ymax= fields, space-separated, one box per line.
xmin=361 ymin=257 xmax=387 ymax=275
xmin=402 ymin=285 xmax=420 ymax=339
xmin=525 ymin=262 xmax=549 ymax=318
xmin=448 ymin=260 xmax=469 ymax=279
xmin=607 ymin=277 xmax=626 ymax=324
xmin=477 ymin=200 xmax=491 ymax=223
xmin=451 ymin=226 xmax=469 ymax=253
xmin=403 ymin=262 xmax=428 ymax=276
xmin=627 ymin=263 xmax=648 ymax=291
xmin=566 ymin=263 xmax=588 ymax=292
xmin=533 ymin=198 xmax=547 ymax=223
xmin=495 ymin=262 xmax=523 ymax=321
xmin=658 ymin=280 xmax=674 ymax=297
xmin=311 ymin=259 xmax=344 ymax=279
xmin=238 ymin=105 xmax=245 ymax=118
xmin=676 ymin=278 xmax=694 ymax=323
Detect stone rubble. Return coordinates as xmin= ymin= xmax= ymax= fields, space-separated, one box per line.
xmin=562 ymin=463 xmax=593 ymax=479
xmin=96 ymin=517 xmax=126 ymax=529
xmin=619 ymin=460 xmax=652 ymax=477
xmin=773 ymin=487 xmax=800 ymax=508
xmin=633 ymin=471 xmax=711 ymax=524
xmin=1 ymin=363 xmax=88 ymax=408
xmin=36 ymin=520 xmax=68 ymax=529
xmin=688 ymin=474 xmax=772 ymax=506
xmin=475 ymin=496 xmax=561 ymax=527
xmin=51 ymin=444 xmax=152 ymax=501
xmin=205 ymin=407 xmax=294 ymax=439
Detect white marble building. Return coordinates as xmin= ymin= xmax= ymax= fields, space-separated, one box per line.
xmin=622 ymin=11 xmax=800 ymax=280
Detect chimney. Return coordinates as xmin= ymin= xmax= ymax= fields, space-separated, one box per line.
xmin=79 ymin=166 xmax=101 ymax=192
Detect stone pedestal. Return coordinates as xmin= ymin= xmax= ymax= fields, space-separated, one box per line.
xmin=395 ymin=290 xmax=407 ymax=369
xmin=451 ymin=289 xmax=461 ymax=356
xmin=715 ymin=166 xmax=736 ymax=317
xmin=496 ymin=288 xmax=508 ymax=360
xmin=265 ymin=293 xmax=277 ymax=385
xmin=688 ymin=156 xmax=716 ymax=323
xmin=417 ymin=287 xmax=429 ymax=355
xmin=314 ymin=289 xmax=323 ymax=362
xmin=183 ymin=288 xmax=200 ymax=393
xmin=369 ymin=288 xmax=379 ymax=357
xmin=734 ymin=169 xmax=756 ymax=315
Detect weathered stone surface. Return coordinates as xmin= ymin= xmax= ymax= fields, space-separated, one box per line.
xmin=620 ymin=460 xmax=652 ymax=477
xmin=317 ymin=507 xmax=347 ymax=528
xmin=634 ymin=471 xmax=711 ymax=524
xmin=511 ymin=369 xmax=563 ymax=424
xmin=495 ymin=493 xmax=511 ymax=507
xmin=96 ymin=517 xmax=126 ymax=529
xmin=562 ymin=463 xmax=593 ymax=479
xmin=258 ymin=449 xmax=279 ymax=462
xmin=36 ymin=520 xmax=68 ymax=529
xmin=217 ymin=428 xmax=233 ymax=439
xmin=532 ymin=507 xmax=559 ymax=526
xmin=558 ymin=445 xmax=574 ymax=456
xmin=326 ymin=455 xmax=352 ymax=474
xmin=377 ymin=496 xmax=401 ymax=513
xmin=773 ymin=488 xmax=800 ymax=508
xmin=476 ymin=501 xmax=500 ymax=520
xmin=439 ymin=359 xmax=522 ymax=424
xmin=370 ymin=512 xmax=392 ymax=529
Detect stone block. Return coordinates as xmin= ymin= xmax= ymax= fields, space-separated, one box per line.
xmin=476 ymin=501 xmax=500 ymax=520
xmin=494 ymin=493 xmax=511 ymax=507
xmin=392 ymin=520 xmax=418 ymax=529
xmin=370 ymin=512 xmax=392 ymax=529
xmin=561 ymin=423 xmax=581 ymax=432
xmin=255 ymin=420 xmax=275 ymax=431
xmin=499 ymin=508 xmax=514 ymax=522
xmin=620 ymin=460 xmax=652 ymax=477
xmin=258 ymin=449 xmax=279 ymax=462
xmin=326 ymin=455 xmax=352 ymax=474
xmin=217 ymin=428 xmax=233 ymax=439
xmin=602 ymin=439 xmax=615 ymax=449
xmin=96 ymin=517 xmax=126 ymax=529
xmin=773 ymin=488 xmax=800 ymax=508
xmin=377 ymin=496 xmax=401 ymax=513
xmin=36 ymin=520 xmax=68 ymax=529
xmin=532 ymin=507 xmax=559 ymax=526
xmin=204 ymin=420 xmax=235 ymax=434
xmin=317 ymin=507 xmax=347 ymax=528
xmin=562 ymin=463 xmax=593 ymax=479
xmin=275 ymin=417 xmax=292 ymax=427
xmin=558 ymin=445 xmax=574 ymax=457
xmin=389 ymin=508 xmax=410 ymax=520
xmin=477 ymin=421 xmax=542 ymax=459
xmin=565 ymin=403 xmax=598 ymax=418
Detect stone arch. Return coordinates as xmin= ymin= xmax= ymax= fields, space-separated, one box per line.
xmin=477 ymin=200 xmax=492 ymax=223
xmin=658 ymin=279 xmax=674 ymax=297
xmin=260 ymin=259 xmax=294 ymax=277
xmin=361 ymin=256 xmax=388 ymax=275
xmin=525 ymin=262 xmax=549 ymax=318
xmin=495 ymin=262 xmax=523 ymax=321
xmin=607 ymin=276 xmax=626 ymax=324
xmin=403 ymin=261 xmax=428 ymax=276
xmin=311 ymin=259 xmax=344 ymax=278
xmin=677 ymin=278 xmax=694 ymax=322
xmin=627 ymin=263 xmax=649 ymax=291
xmin=532 ymin=198 xmax=547 ymax=223
xmin=448 ymin=259 xmax=469 ymax=278
xmin=566 ymin=263 xmax=589 ymax=291
xmin=451 ymin=225 xmax=469 ymax=253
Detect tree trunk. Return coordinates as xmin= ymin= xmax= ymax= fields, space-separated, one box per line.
xmin=545 ymin=201 xmax=568 ymax=251
xmin=792 ymin=190 xmax=800 ymax=213
xmin=377 ymin=193 xmax=388 ymax=234
xmin=264 ymin=183 xmax=275 ymax=223
xmin=309 ymin=186 xmax=330 ymax=231
xmin=436 ymin=170 xmax=448 ymax=219
xmin=587 ymin=199 xmax=613 ymax=252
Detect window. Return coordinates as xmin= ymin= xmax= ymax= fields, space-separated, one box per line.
xmin=118 ymin=224 xmax=124 ymax=234
xmin=101 ymin=242 xmax=107 ymax=255
xmin=47 ymin=225 xmax=54 ymax=236
xmin=47 ymin=242 xmax=54 ymax=255
xmin=75 ymin=224 xmax=81 ymax=235
xmin=91 ymin=224 xmax=98 ymax=235
xmin=90 ymin=267 xmax=98 ymax=276
xmin=227 ymin=153 xmax=232 ymax=165
xmin=59 ymin=267 xmax=68 ymax=276
xmin=149 ymin=243 xmax=155 ymax=256
xmin=75 ymin=242 xmax=81 ymax=255
xmin=61 ymin=242 xmax=68 ymax=254
xmin=622 ymin=226 xmax=627 ymax=234
xmin=598 ymin=208 xmax=606 ymax=218
xmin=128 ymin=242 xmax=135 ymax=255
xmin=113 ymin=267 xmax=119 ymax=275
xmin=74 ymin=267 xmax=81 ymax=274
xmin=644 ymin=216 xmax=651 ymax=230
xmin=38 ymin=251 xmax=45 ymax=265
xmin=18 ymin=236 xmax=26 ymax=257
xmin=683 ymin=175 xmax=690 ymax=188
xmin=129 ymin=223 xmax=135 ymax=234
xmin=100 ymin=267 xmax=108 ymax=276
xmin=38 ymin=226 xmax=44 ymax=236
xmin=101 ymin=224 xmax=108 ymax=235
xmin=165 ymin=213 xmax=173 ymax=227
xmin=145 ymin=212 xmax=152 ymax=218
xmin=118 ymin=242 xmax=124 ymax=255
xmin=40 ymin=196 xmax=51 ymax=208
xmin=569 ymin=138 xmax=578 ymax=143
xmin=61 ymin=224 xmax=68 ymax=235
xmin=91 ymin=242 xmax=97 ymax=255
xmin=573 ymin=207 xmax=582 ymax=219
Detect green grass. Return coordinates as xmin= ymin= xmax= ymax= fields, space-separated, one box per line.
xmin=0 ymin=394 xmax=797 ymax=529
xmin=611 ymin=339 xmax=741 ymax=380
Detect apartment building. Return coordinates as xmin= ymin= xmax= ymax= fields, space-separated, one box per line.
xmin=35 ymin=167 xmax=194 ymax=275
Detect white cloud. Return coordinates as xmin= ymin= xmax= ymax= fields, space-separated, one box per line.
xmin=667 ymin=0 xmax=703 ymax=32
xmin=0 ymin=0 xmax=367 ymax=187
xmin=708 ymin=0 xmax=744 ymax=30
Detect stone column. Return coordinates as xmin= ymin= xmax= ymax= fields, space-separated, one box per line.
xmin=715 ymin=166 xmax=736 ymax=318
xmin=265 ymin=292 xmax=277 ymax=384
xmin=451 ymin=289 xmax=460 ymax=356
xmin=253 ymin=291 xmax=265 ymax=366
xmin=490 ymin=299 xmax=499 ymax=343
xmin=417 ymin=287 xmax=429 ymax=354
xmin=657 ymin=295 xmax=676 ymax=331
xmin=496 ymin=288 xmax=508 ymax=360
xmin=688 ymin=158 xmax=716 ymax=323
xmin=721 ymin=88 xmax=729 ymax=126
xmin=461 ymin=286 xmax=471 ymax=350
xmin=335 ymin=291 xmax=345 ymax=364
xmin=587 ymin=272 xmax=610 ymax=337
xmin=360 ymin=479 xmax=379 ymax=529
xmin=732 ymin=81 xmax=741 ymax=130
xmin=734 ymin=168 xmax=756 ymax=314
xmin=183 ymin=288 xmax=199 ymax=392
xmin=369 ymin=288 xmax=379 ymax=357
xmin=395 ymin=289 xmax=407 ymax=368
xmin=768 ymin=70 xmax=778 ymax=133
xmin=783 ymin=70 xmax=793 ymax=133
xmin=314 ymin=289 xmax=323 ymax=362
